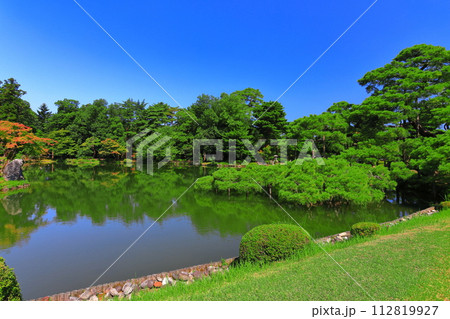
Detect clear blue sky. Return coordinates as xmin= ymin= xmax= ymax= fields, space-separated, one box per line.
xmin=1 ymin=0 xmax=449 ymax=121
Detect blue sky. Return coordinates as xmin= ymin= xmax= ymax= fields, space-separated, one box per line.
xmin=1 ymin=0 xmax=449 ymax=121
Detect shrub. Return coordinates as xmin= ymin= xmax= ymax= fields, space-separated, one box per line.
xmin=0 ymin=257 xmax=22 ymax=300
xmin=239 ymin=224 xmax=309 ymax=263
xmin=195 ymin=176 xmax=214 ymax=191
xmin=350 ymin=222 xmax=381 ymax=237
xmin=440 ymin=201 xmax=450 ymax=208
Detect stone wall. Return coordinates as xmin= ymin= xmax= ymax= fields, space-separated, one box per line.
xmin=32 ymin=206 xmax=438 ymax=301
xmin=315 ymin=206 xmax=437 ymax=244
xmin=33 ymin=258 xmax=236 ymax=301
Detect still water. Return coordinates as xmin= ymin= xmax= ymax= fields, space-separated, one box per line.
xmin=0 ymin=163 xmax=422 ymax=299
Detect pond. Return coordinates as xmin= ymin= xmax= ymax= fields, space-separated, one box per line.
xmin=0 ymin=163 xmax=424 ymax=299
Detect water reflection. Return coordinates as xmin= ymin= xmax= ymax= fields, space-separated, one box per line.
xmin=0 ymin=163 xmax=423 ymax=249
xmin=0 ymin=163 xmax=424 ymax=299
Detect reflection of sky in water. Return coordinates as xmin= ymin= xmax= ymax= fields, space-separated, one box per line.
xmin=43 ymin=208 xmax=57 ymax=222
xmin=1 ymin=211 xmax=241 ymax=300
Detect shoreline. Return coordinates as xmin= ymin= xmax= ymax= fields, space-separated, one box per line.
xmin=31 ymin=206 xmax=438 ymax=301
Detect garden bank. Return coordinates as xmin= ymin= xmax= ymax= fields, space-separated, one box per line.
xmin=32 ymin=206 xmax=438 ymax=301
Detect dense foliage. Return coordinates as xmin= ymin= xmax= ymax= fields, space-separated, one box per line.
xmin=0 ymin=257 xmax=22 ymax=301
xmin=1 ymin=164 xmax=411 ymax=249
xmin=196 ymin=160 xmax=395 ymax=206
xmin=0 ymin=44 xmax=448 ymax=200
xmin=239 ymin=224 xmax=309 ymax=263
xmin=0 ymin=121 xmax=53 ymax=160
xmin=350 ymin=222 xmax=381 ymax=237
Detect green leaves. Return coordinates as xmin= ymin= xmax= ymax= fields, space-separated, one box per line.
xmin=199 ymin=158 xmax=397 ymax=206
xmin=0 ymin=78 xmax=36 ymax=128
xmin=239 ymin=224 xmax=309 ymax=263
xmin=357 ymin=44 xmax=449 ymax=138
xmin=0 ymin=257 xmax=22 ymax=301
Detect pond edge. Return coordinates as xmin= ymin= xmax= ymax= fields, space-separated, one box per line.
xmin=31 ymin=206 xmax=438 ymax=301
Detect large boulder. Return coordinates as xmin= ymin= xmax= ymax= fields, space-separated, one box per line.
xmin=3 ymin=159 xmax=24 ymax=181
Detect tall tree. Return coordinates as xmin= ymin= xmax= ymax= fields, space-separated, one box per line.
xmin=288 ymin=112 xmax=349 ymax=157
xmin=0 ymin=78 xmax=36 ymax=128
xmin=252 ymin=101 xmax=288 ymax=140
xmin=36 ymin=103 xmax=52 ymax=133
xmin=0 ymin=121 xmax=53 ymax=159
xmin=357 ymin=44 xmax=449 ymax=138
xmin=231 ymin=88 xmax=263 ymax=108
xmin=46 ymin=99 xmax=80 ymax=132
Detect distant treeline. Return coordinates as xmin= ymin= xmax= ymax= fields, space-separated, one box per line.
xmin=0 ymin=44 xmax=449 ymax=200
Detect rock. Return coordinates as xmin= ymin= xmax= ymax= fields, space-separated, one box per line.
xmin=162 ymin=277 xmax=169 ymax=286
xmin=79 ymin=290 xmax=94 ymax=300
xmin=89 ymin=295 xmax=99 ymax=301
xmin=69 ymin=296 xmax=79 ymax=301
xmin=2 ymin=159 xmax=25 ymax=181
xmin=123 ymin=282 xmax=132 ymax=289
xmin=156 ymin=276 xmax=163 ymax=282
xmin=118 ymin=292 xmax=124 ymax=300
xmin=192 ymin=270 xmax=207 ymax=279
xmin=168 ymin=277 xmax=176 ymax=286
xmin=122 ymin=282 xmax=136 ymax=295
xmin=147 ymin=280 xmax=154 ymax=288
xmin=123 ymin=286 xmax=133 ymax=296
xmin=207 ymin=267 xmax=217 ymax=274
xmin=153 ymin=281 xmax=162 ymax=288
xmin=176 ymin=272 xmax=191 ymax=281
xmin=140 ymin=280 xmax=149 ymax=289
xmin=109 ymin=288 xmax=119 ymax=297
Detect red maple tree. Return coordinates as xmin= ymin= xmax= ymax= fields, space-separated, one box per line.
xmin=0 ymin=121 xmax=54 ymax=160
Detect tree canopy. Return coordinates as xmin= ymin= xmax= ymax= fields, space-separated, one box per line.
xmin=0 ymin=44 xmax=448 ymax=201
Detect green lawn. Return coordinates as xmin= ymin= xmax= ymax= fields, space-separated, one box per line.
xmin=130 ymin=209 xmax=450 ymax=301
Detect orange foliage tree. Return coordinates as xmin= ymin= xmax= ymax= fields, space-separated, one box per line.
xmin=98 ymin=138 xmax=126 ymax=159
xmin=0 ymin=121 xmax=54 ymax=160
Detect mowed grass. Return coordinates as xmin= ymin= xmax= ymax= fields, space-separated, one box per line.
xmin=130 ymin=209 xmax=450 ymax=301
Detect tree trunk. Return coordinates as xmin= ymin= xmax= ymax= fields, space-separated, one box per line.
xmin=322 ymin=135 xmax=326 ymax=157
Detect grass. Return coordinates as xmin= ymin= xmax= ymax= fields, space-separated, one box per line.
xmin=130 ymin=209 xmax=450 ymax=301
xmin=0 ymin=177 xmax=29 ymax=190
xmin=0 ymin=177 xmax=30 ymax=199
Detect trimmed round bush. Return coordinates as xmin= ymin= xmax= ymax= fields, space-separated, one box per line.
xmin=350 ymin=222 xmax=381 ymax=237
xmin=239 ymin=224 xmax=309 ymax=263
xmin=0 ymin=257 xmax=22 ymax=301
